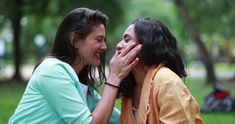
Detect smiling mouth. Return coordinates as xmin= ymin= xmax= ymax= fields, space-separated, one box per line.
xmin=95 ymin=53 xmax=101 ymax=59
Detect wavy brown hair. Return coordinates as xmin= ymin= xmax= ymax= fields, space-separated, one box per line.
xmin=118 ymin=18 xmax=187 ymax=98
xmin=50 ymin=8 xmax=108 ymax=88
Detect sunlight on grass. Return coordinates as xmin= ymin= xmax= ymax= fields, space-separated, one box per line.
xmin=188 ymin=61 xmax=235 ymax=72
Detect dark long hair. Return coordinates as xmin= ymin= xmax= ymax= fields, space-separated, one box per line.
xmin=118 ymin=18 xmax=187 ymax=98
xmin=50 ymin=8 xmax=108 ymax=88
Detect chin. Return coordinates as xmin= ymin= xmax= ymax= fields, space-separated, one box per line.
xmin=93 ymin=63 xmax=101 ymax=66
xmin=91 ymin=61 xmax=101 ymax=66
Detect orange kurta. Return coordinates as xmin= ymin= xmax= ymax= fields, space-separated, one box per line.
xmin=121 ymin=65 xmax=204 ymax=124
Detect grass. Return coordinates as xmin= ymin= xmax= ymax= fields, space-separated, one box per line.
xmin=1 ymin=77 xmax=235 ymax=124
xmin=0 ymin=82 xmax=26 ymax=124
xmin=186 ymin=78 xmax=235 ymax=124
xmin=188 ymin=61 xmax=235 ymax=72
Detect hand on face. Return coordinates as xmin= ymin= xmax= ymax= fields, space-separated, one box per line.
xmin=108 ymin=42 xmax=142 ymax=85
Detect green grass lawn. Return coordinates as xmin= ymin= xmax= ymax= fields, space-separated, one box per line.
xmin=1 ymin=77 xmax=235 ymax=124
xmin=0 ymin=82 xmax=27 ymax=124
xmin=183 ymin=78 xmax=235 ymax=124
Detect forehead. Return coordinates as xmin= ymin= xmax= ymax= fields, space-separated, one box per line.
xmin=92 ymin=24 xmax=105 ymax=32
xmin=123 ymin=24 xmax=135 ymax=37
xmin=89 ymin=24 xmax=105 ymax=36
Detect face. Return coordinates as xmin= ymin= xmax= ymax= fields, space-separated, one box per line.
xmin=75 ymin=24 xmax=107 ymax=66
xmin=116 ymin=24 xmax=138 ymax=54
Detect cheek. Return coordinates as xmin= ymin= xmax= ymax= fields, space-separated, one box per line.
xmin=130 ymin=40 xmax=137 ymax=44
xmin=117 ymin=41 xmax=124 ymax=47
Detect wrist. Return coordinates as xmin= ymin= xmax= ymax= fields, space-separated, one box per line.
xmin=107 ymin=75 xmax=121 ymax=86
xmin=104 ymin=81 xmax=119 ymax=89
xmin=103 ymin=82 xmax=119 ymax=95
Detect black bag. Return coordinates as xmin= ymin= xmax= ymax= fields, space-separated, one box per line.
xmin=201 ymin=87 xmax=235 ymax=113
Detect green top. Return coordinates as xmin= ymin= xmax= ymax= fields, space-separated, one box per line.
xmin=9 ymin=58 xmax=120 ymax=124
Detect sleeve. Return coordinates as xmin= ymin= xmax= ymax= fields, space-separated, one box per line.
xmin=88 ymin=89 xmax=120 ymax=124
xmin=38 ymin=64 xmax=93 ymax=124
xmin=156 ymin=80 xmax=199 ymax=124
xmin=109 ymin=108 xmax=120 ymax=124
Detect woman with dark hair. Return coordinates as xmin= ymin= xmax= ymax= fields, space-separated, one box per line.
xmin=117 ymin=18 xmax=204 ymax=124
xmin=9 ymin=8 xmax=141 ymax=124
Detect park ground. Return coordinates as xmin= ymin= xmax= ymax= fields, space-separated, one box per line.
xmin=0 ymin=63 xmax=235 ymax=124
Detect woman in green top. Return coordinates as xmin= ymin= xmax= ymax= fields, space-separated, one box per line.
xmin=9 ymin=8 xmax=142 ymax=124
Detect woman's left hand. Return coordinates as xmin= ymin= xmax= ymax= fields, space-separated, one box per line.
xmin=108 ymin=42 xmax=142 ymax=85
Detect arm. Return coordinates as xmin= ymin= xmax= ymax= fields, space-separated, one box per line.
xmin=39 ymin=43 xmax=141 ymax=124
xmin=91 ymin=43 xmax=142 ymax=124
xmin=88 ymin=89 xmax=120 ymax=124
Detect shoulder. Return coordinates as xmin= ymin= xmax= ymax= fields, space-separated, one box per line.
xmin=153 ymin=67 xmax=182 ymax=85
xmin=152 ymin=67 xmax=190 ymax=97
xmin=35 ymin=58 xmax=74 ymax=75
xmin=33 ymin=58 xmax=78 ymax=82
xmin=38 ymin=58 xmax=72 ymax=71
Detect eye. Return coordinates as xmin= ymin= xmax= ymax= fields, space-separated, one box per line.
xmin=124 ymin=38 xmax=130 ymax=43
xmin=96 ymin=37 xmax=104 ymax=43
xmin=97 ymin=39 xmax=102 ymax=43
xmin=123 ymin=34 xmax=131 ymax=43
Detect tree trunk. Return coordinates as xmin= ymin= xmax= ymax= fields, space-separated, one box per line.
xmin=12 ymin=0 xmax=23 ymax=81
xmin=175 ymin=0 xmax=217 ymax=85
xmin=224 ymin=39 xmax=233 ymax=64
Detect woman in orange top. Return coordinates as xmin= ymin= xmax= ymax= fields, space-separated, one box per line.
xmin=117 ymin=17 xmax=204 ymax=124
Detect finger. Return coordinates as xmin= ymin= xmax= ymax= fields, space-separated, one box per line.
xmin=113 ymin=50 xmax=119 ymax=57
xmin=119 ymin=42 xmax=136 ymax=57
xmin=110 ymin=50 xmax=119 ymax=64
xmin=126 ymin=57 xmax=140 ymax=70
xmin=111 ymin=50 xmax=120 ymax=60
xmin=125 ymin=44 xmax=142 ymax=64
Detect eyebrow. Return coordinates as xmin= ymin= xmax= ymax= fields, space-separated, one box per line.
xmin=96 ymin=35 xmax=105 ymax=39
xmin=123 ymin=34 xmax=129 ymax=39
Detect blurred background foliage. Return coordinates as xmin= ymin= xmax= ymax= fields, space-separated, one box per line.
xmin=0 ymin=0 xmax=234 ymax=83
xmin=0 ymin=0 xmax=235 ymax=123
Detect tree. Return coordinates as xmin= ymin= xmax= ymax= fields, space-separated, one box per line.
xmin=0 ymin=0 xmax=124 ymax=81
xmin=182 ymin=0 xmax=235 ymax=65
xmin=175 ymin=0 xmax=217 ymax=84
xmin=0 ymin=0 xmax=25 ymax=81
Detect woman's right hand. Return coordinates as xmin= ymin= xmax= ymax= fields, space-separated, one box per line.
xmin=107 ymin=42 xmax=142 ymax=85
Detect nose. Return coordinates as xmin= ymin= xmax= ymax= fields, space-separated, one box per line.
xmin=100 ymin=41 xmax=107 ymax=51
xmin=116 ymin=40 xmax=124 ymax=51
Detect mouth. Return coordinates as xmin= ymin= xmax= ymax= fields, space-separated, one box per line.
xmin=95 ymin=53 xmax=101 ymax=60
xmin=117 ymin=51 xmax=122 ymax=55
xmin=116 ymin=49 xmax=122 ymax=55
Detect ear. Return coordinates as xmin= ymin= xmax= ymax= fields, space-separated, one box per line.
xmin=69 ymin=32 xmax=80 ymax=49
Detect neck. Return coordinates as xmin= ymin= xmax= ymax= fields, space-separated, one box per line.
xmin=132 ymin=64 xmax=148 ymax=88
xmin=72 ymin=59 xmax=86 ymax=75
xmin=131 ymin=64 xmax=149 ymax=109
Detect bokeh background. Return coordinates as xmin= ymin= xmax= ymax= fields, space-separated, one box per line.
xmin=0 ymin=0 xmax=235 ymax=123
